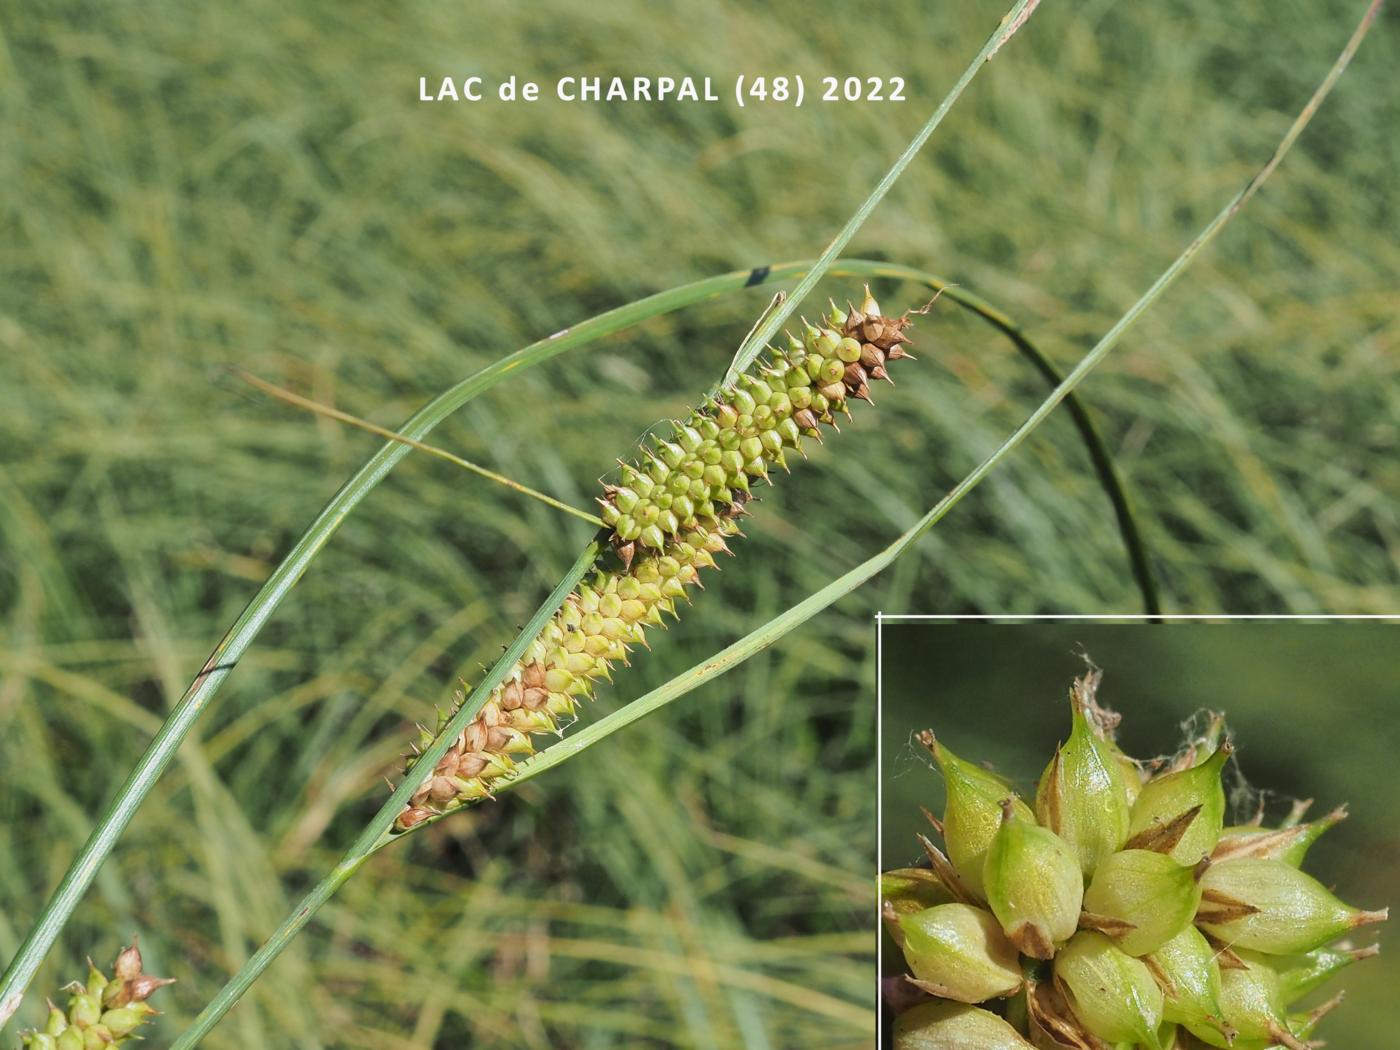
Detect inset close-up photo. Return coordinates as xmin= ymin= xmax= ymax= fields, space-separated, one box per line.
xmin=879 ymin=622 xmax=1395 ymax=1048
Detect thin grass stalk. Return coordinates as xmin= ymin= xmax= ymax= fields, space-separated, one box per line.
xmin=0 ymin=246 xmax=1158 ymax=1033
xmin=167 ymin=5 xmax=1379 ymax=1041
xmin=718 ymin=0 xmax=1040 ymax=387
xmin=163 ymin=540 xmax=602 ymax=1050
xmin=818 ymin=263 xmax=1161 ymax=617
xmin=232 ymin=367 xmax=606 ymax=527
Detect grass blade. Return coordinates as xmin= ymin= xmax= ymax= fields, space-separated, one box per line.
xmin=824 ymin=262 xmax=1161 ymax=617
xmin=234 ymin=368 xmax=605 ymax=527
xmin=164 ymin=541 xmax=603 ymax=1050
xmin=719 ymin=0 xmax=1040 ymax=387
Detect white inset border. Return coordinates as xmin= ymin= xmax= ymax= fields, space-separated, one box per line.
xmin=872 ymin=611 xmax=1398 ymax=1038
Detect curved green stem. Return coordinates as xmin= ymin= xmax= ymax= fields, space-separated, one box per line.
xmin=872 ymin=264 xmax=1161 ymax=617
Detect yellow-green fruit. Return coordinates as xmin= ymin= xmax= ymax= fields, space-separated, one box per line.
xmin=1156 ymin=1022 xmax=1184 ymax=1049
xmin=21 ymin=943 xmax=170 ymax=1050
xmin=1196 ymin=858 xmax=1387 ymax=954
xmin=98 ymin=1006 xmax=150 ymax=1039
xmin=882 ymin=868 xmax=953 ymax=917
xmin=397 ymin=518 xmax=738 ymax=827
xmin=42 ymin=1003 xmax=68 ymax=1037
xmin=1128 ymin=745 xmax=1229 ymax=866
xmin=1184 ymin=952 xmax=1297 ymax=1050
xmin=983 ymin=801 xmax=1083 ymax=959
xmin=599 ymin=293 xmax=913 ymax=564
xmin=1147 ymin=925 xmax=1228 ymax=1035
xmin=66 ymin=995 xmax=100 ymax=1029
xmin=931 ymin=735 xmax=1034 ymax=897
xmin=893 ymin=1001 xmax=1035 ymax=1049
xmin=1036 ymin=691 xmax=1132 ymax=876
xmin=1107 ymin=736 xmax=1146 ymax=806
xmin=1082 ymin=849 xmax=1205 ymax=956
xmin=897 ymin=903 xmax=1022 ymax=1003
xmin=1212 ymin=807 xmax=1345 ymax=867
xmin=1275 ymin=944 xmax=1377 ymax=1005
xmin=1054 ymin=932 xmax=1165 ymax=1050
xmin=83 ymin=963 xmax=106 ymax=1002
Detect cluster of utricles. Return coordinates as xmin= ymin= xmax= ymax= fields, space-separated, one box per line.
xmin=18 ymin=942 xmax=172 ymax=1050
xmin=396 ymin=290 xmax=914 ymax=831
xmin=395 ymin=521 xmax=736 ymax=829
xmin=598 ymin=291 xmax=911 ymax=568
xmin=882 ymin=673 xmax=1386 ymax=1050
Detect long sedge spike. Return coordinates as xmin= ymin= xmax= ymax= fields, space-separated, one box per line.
xmin=396 ymin=293 xmax=923 ymax=829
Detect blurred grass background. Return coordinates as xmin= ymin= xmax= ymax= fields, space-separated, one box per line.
xmin=879 ymin=623 xmax=1399 ymax=1045
xmin=0 ymin=0 xmax=1396 ymax=1046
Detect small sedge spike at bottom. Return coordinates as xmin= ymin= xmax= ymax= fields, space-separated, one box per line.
xmin=884 ymin=670 xmax=1386 ymax=1050
xmin=395 ymin=289 xmax=920 ymax=830
xmin=19 ymin=941 xmax=173 ymax=1050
